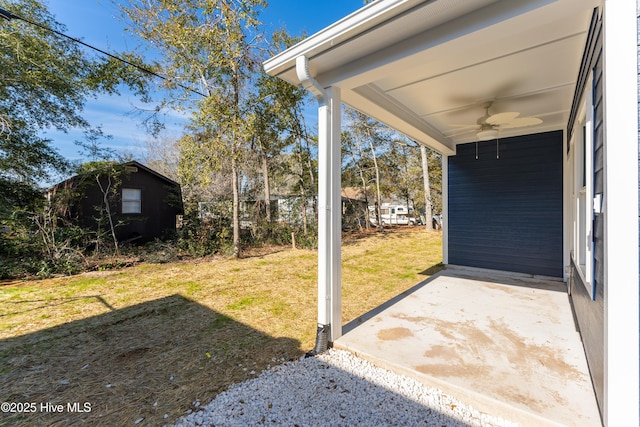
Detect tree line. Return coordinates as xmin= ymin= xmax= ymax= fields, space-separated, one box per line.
xmin=0 ymin=0 xmax=441 ymax=279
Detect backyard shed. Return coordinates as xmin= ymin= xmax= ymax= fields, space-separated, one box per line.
xmin=48 ymin=161 xmax=183 ymax=243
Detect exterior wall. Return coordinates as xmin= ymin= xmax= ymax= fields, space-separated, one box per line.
xmin=570 ymin=260 xmax=604 ymax=412
xmin=447 ymin=131 xmax=563 ymax=277
xmin=592 ymin=18 xmax=604 ymax=295
xmin=75 ymin=165 xmax=182 ymax=242
xmin=116 ymin=168 xmax=182 ymax=242
xmin=567 ymin=8 xmax=604 ymax=417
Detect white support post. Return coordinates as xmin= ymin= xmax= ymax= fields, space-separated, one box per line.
xmin=317 ymin=86 xmax=342 ymax=343
xmin=317 ymin=93 xmax=330 ymax=329
xmin=602 ymin=1 xmax=639 ymax=425
xmin=329 ymin=87 xmax=342 ymax=342
xmin=441 ymin=154 xmax=449 ymax=265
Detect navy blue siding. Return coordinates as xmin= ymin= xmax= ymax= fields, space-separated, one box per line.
xmin=570 ymin=260 xmax=604 ymax=412
xmin=567 ymin=7 xmax=604 ymax=417
xmin=448 ymin=131 xmax=563 ymax=277
xmin=593 ymin=35 xmax=604 ymax=300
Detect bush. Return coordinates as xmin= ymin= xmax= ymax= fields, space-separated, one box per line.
xmin=241 ymin=218 xmax=317 ymax=250
xmin=176 ymin=214 xmax=233 ymax=257
xmin=0 ymin=207 xmax=91 ymax=278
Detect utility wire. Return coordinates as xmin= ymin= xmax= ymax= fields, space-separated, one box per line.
xmin=0 ymin=7 xmax=207 ymax=98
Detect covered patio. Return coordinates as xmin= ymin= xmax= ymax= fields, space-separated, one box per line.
xmin=336 ymin=267 xmax=601 ymax=426
xmin=264 ymin=0 xmax=639 ymax=425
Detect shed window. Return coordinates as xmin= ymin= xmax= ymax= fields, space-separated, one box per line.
xmin=122 ymin=188 xmax=142 ymax=214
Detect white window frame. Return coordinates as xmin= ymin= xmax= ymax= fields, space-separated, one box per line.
xmin=570 ymin=75 xmax=594 ymax=297
xmin=122 ymin=188 xmax=142 ymax=214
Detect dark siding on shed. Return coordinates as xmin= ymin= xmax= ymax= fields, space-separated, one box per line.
xmin=72 ymin=163 xmax=182 ymax=243
xmin=448 ymin=131 xmax=563 ymax=277
xmin=116 ymin=168 xmax=182 ymax=242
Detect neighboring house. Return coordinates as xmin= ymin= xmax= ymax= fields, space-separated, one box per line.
xmin=272 ymin=196 xmax=316 ymax=226
xmin=264 ymin=0 xmax=637 ymax=425
xmin=48 ymin=161 xmax=183 ymax=242
xmin=199 ymin=196 xmax=315 ymax=227
xmin=200 ymin=193 xmax=367 ymax=230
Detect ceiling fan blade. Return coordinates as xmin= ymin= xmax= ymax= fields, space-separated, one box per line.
xmin=446 ymin=128 xmax=478 ymax=137
xmin=448 ymin=124 xmax=481 ymax=128
xmin=499 ymin=117 xmax=543 ymax=129
xmin=486 ymin=112 xmax=520 ymax=125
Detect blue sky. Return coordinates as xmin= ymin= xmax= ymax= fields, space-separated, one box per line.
xmin=42 ymin=0 xmax=365 ymax=175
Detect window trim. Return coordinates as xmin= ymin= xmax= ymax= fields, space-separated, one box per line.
xmin=570 ymin=74 xmax=594 ymax=298
xmin=121 ymin=188 xmax=142 ymax=214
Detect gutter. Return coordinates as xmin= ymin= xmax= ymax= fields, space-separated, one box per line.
xmin=263 ymin=0 xmax=421 ymax=79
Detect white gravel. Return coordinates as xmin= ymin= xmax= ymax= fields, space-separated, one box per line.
xmin=174 ymin=349 xmax=518 ymax=427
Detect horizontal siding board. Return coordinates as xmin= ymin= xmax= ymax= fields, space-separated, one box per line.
xmin=570 ymin=260 xmax=604 ymax=411
xmin=449 ymin=253 xmax=561 ymax=269
xmin=594 ymin=145 xmax=603 ymax=173
xmin=448 ymin=131 xmax=563 ymax=277
xmin=449 ymin=246 xmax=561 ymax=264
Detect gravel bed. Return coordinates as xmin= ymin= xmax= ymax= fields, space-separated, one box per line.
xmin=174 ymin=349 xmax=518 ymax=427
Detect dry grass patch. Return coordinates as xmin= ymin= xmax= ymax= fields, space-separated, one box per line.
xmin=0 ymin=228 xmax=442 ymax=426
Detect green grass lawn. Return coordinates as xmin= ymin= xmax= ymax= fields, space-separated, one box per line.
xmin=0 ymin=227 xmax=442 ymax=426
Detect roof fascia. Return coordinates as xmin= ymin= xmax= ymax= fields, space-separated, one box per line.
xmin=50 ymin=161 xmax=180 ymax=190
xmin=124 ymin=161 xmax=180 ymax=187
xmin=263 ymin=0 xmax=422 ymax=80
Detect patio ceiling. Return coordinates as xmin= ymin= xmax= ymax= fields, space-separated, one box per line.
xmin=263 ymin=0 xmax=600 ymax=155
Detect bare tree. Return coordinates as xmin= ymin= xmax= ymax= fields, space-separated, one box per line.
xmin=421 ymin=145 xmax=433 ymax=230
xmin=345 ymin=108 xmax=391 ymax=232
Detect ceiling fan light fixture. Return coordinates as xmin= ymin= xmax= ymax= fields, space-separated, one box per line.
xmin=477 ymin=129 xmax=499 ymax=141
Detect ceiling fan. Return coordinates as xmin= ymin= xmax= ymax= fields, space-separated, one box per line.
xmin=449 ymin=101 xmax=543 ymax=159
xmin=451 ymin=101 xmax=543 ymax=141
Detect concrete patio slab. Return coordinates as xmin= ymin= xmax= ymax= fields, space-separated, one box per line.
xmin=334 ymin=267 xmax=601 ymax=427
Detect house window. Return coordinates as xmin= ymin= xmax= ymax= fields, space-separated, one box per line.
xmin=571 ymin=75 xmax=594 ymax=295
xmin=122 ymin=188 xmax=142 ymax=214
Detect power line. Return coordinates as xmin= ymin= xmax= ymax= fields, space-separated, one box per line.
xmin=0 ymin=7 xmax=207 ymax=98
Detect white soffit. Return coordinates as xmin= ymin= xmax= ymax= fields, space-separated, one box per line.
xmin=264 ymin=0 xmax=500 ymax=86
xmin=264 ymin=0 xmax=600 ymax=154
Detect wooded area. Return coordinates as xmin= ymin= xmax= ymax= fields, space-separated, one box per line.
xmin=0 ymin=0 xmax=441 ymax=279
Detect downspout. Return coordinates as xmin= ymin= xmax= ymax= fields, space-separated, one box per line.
xmin=296 ymin=55 xmax=327 ymax=105
xmin=296 ymin=55 xmax=331 ymax=356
